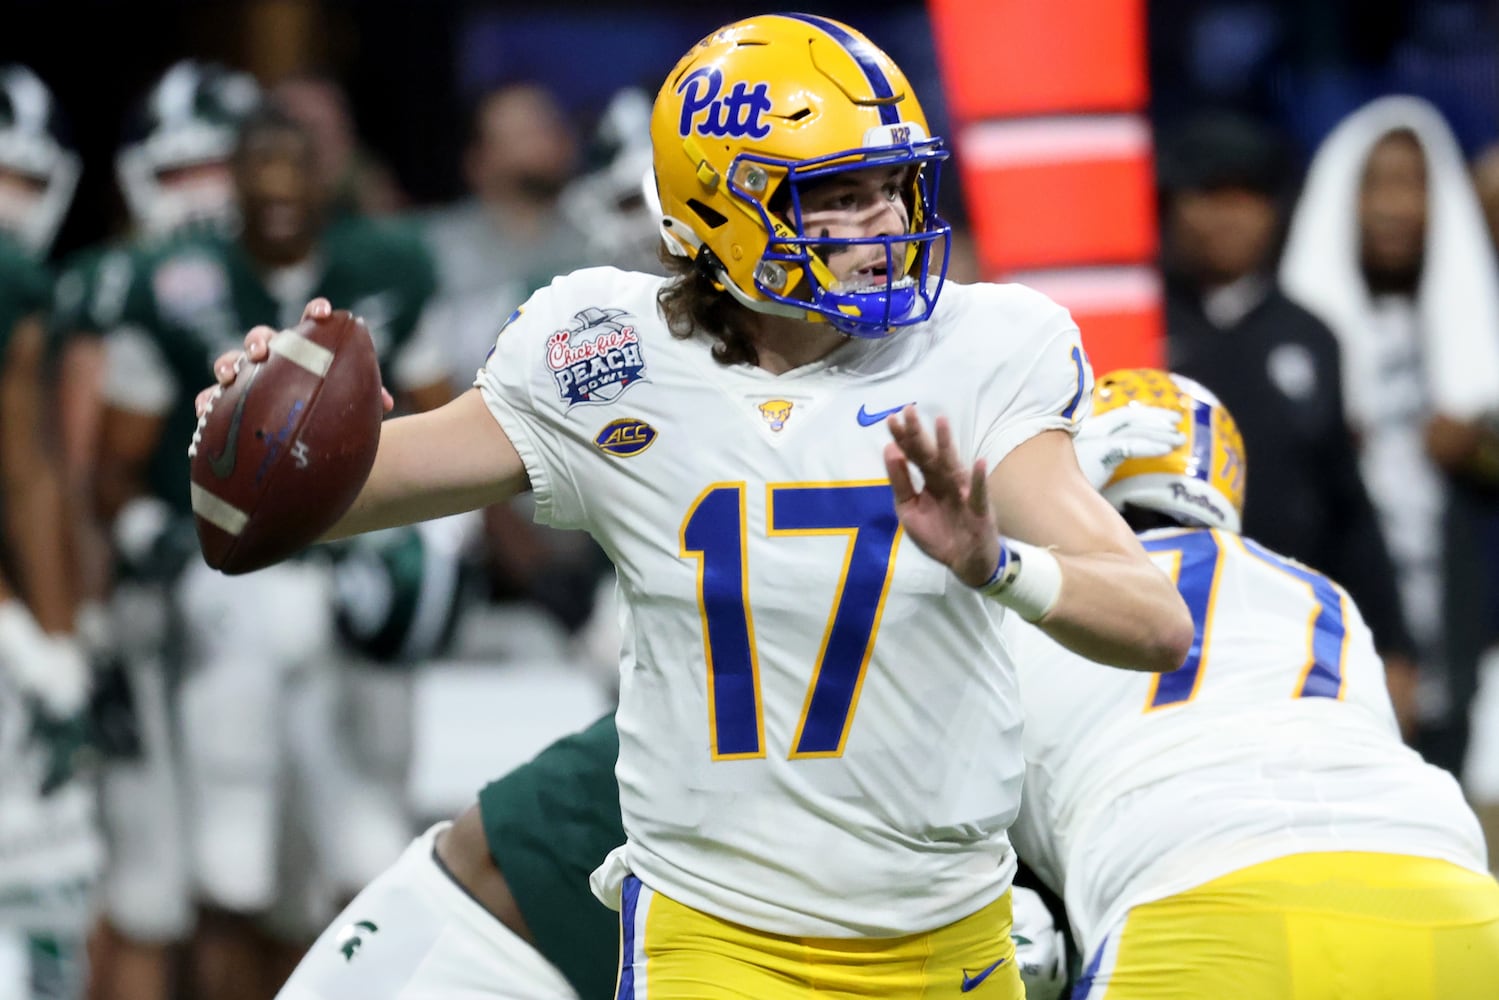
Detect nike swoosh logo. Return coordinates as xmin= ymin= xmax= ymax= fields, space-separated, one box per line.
xmin=207 ymin=364 xmax=260 ymax=479
xmin=856 ymin=402 xmax=912 ymax=426
xmin=960 ymin=957 xmax=1008 ymax=992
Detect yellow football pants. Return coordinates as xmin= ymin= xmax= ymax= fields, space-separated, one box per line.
xmin=613 ymin=877 xmax=1023 ymax=999
xmin=1075 ymin=851 xmax=1499 ymax=999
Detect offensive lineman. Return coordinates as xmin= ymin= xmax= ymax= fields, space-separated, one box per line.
xmin=1009 ymin=369 xmax=1499 ymax=998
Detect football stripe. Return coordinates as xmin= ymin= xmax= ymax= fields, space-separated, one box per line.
xmin=269 ymin=330 xmax=334 ymax=377
xmin=190 ymin=483 xmax=250 ymax=536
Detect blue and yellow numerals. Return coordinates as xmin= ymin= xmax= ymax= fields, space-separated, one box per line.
xmin=681 ymin=484 xmax=764 ymax=759
xmin=1236 ymin=536 xmax=1348 ymax=700
xmin=1141 ymin=530 xmax=1224 ymax=709
xmin=1140 ymin=530 xmax=1349 ymax=712
xmin=681 ymin=481 xmax=900 ymax=760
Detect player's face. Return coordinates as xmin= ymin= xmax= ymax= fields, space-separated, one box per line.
xmin=1359 ymin=130 xmax=1426 ymax=282
xmin=796 ymin=164 xmax=911 ymax=289
xmin=1169 ymin=187 xmax=1278 ymax=286
xmin=236 ymin=127 xmax=320 ymax=263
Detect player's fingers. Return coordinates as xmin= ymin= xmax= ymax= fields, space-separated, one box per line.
xmin=301 ymin=297 xmax=333 ymax=322
xmin=883 ymin=442 xmax=917 ymax=505
xmin=242 ymin=325 xmax=275 ymax=363
xmin=194 ymin=386 xmax=217 ymax=418
xmin=934 ymin=416 xmax=966 ymax=478
xmin=381 ymin=387 xmax=395 ymax=413
xmin=212 ymin=350 xmax=243 ymax=384
xmin=890 ymin=406 xmax=938 ymax=470
xmin=967 ymin=458 xmax=990 ymax=518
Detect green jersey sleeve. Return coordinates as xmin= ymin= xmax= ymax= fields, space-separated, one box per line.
xmin=478 ymin=713 xmax=623 ymax=999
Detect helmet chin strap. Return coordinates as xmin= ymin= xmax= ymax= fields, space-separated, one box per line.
xmin=719 ymin=274 xmax=816 ymax=322
xmin=662 ymin=214 xmax=823 ymax=324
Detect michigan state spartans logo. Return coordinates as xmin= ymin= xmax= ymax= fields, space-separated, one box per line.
xmin=335 ymin=919 xmax=378 ymax=961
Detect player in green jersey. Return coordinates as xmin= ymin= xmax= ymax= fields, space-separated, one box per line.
xmin=0 ymin=64 xmax=101 ymax=1000
xmin=95 ymin=105 xmax=453 ymax=1000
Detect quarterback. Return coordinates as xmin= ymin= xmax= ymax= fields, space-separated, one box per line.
xmin=204 ymin=14 xmax=1190 ymax=998
xmin=1008 ymin=369 xmax=1499 ymax=998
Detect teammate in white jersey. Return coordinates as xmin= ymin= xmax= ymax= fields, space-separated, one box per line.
xmin=198 ymin=13 xmax=1192 ymax=997
xmin=1009 ymin=368 xmax=1499 ymax=998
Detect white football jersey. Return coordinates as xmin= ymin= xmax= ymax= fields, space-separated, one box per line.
xmin=477 ymin=267 xmax=1093 ymax=936
xmin=1008 ymin=526 xmax=1489 ymax=955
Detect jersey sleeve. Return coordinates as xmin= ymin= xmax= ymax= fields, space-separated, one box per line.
xmin=972 ymin=287 xmax=1094 ymax=470
xmin=473 ymin=278 xmax=587 ymax=530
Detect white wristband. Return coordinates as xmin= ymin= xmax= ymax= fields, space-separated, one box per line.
xmin=976 ymin=538 xmax=1063 ymax=622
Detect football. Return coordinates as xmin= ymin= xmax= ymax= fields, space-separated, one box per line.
xmin=188 ymin=310 xmax=383 ymax=575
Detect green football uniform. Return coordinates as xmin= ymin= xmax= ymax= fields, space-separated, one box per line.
xmin=478 ymin=713 xmax=624 ymax=1000
xmin=106 ymin=215 xmax=441 ymax=516
xmin=51 ymin=240 xmax=136 ymax=343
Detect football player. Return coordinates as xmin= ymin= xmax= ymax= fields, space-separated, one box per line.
xmin=1008 ymin=369 xmax=1499 ymax=998
xmin=204 ymin=14 xmax=1192 ymax=998
xmin=98 ymin=105 xmax=450 ymax=1000
xmin=0 ymin=64 xmax=101 ymax=1000
xmin=49 ymin=61 xmax=262 ymax=1000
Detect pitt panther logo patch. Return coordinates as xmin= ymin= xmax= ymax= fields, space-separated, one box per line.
xmin=677 ymin=67 xmax=772 ymax=139
xmin=758 ymin=399 xmax=793 ymax=432
xmin=547 ymin=308 xmax=648 ymax=407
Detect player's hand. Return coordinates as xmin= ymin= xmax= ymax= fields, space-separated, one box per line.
xmin=1073 ymin=404 xmax=1186 ymax=489
xmin=0 ymin=601 xmax=90 ymax=716
xmin=883 ymin=406 xmax=1001 ymax=588
xmin=193 ymin=298 xmax=395 ymax=418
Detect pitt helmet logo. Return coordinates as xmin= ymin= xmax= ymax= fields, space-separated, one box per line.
xmin=594 ymin=418 xmax=657 ymax=457
xmin=758 ymin=399 xmax=793 ymax=432
xmin=677 ymin=67 xmax=772 ymax=140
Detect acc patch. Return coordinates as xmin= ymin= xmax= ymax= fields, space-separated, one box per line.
xmin=547 ymin=307 xmax=648 ymax=407
xmin=594 ymin=418 xmax=657 ymax=457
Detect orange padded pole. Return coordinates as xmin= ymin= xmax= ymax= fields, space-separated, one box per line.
xmin=929 ymin=0 xmax=1162 ymax=371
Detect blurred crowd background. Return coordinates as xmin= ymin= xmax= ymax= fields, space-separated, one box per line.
xmin=2 ymin=1 xmax=1499 ymax=999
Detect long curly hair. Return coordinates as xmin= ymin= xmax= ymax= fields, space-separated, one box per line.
xmin=655 ymin=245 xmax=758 ymax=368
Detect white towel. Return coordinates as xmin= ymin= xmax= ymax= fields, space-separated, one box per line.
xmin=1279 ymin=95 xmax=1499 ymax=428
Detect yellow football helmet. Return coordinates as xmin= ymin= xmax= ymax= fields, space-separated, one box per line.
xmin=650 ymin=14 xmax=951 ymax=336
xmin=1091 ymin=369 xmax=1247 ymax=532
